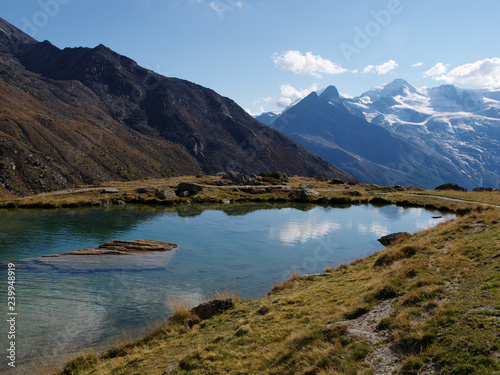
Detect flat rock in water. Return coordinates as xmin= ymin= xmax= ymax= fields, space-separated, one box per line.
xmin=43 ymin=240 xmax=178 ymax=257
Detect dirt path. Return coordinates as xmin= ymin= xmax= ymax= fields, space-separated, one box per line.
xmin=404 ymin=193 xmax=500 ymax=208
xmin=31 ymin=187 xmax=107 ymax=197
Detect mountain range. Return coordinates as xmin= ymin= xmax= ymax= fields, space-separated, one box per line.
xmin=257 ymin=79 xmax=500 ymax=189
xmin=0 ymin=17 xmax=352 ymax=196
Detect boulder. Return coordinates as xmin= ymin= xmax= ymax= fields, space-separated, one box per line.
xmin=435 ymin=183 xmax=467 ymax=192
xmin=473 ymin=187 xmax=493 ymax=192
xmin=377 ymin=232 xmax=410 ymax=246
xmin=176 ymin=182 xmax=203 ymax=193
xmin=176 ymin=190 xmax=190 ymax=197
xmin=221 ymin=199 xmax=231 ymax=205
xmin=136 ymin=186 xmax=156 ymax=194
xmin=346 ymin=190 xmax=362 ymax=197
xmin=115 ymin=200 xmax=126 ymax=205
xmin=156 ymin=187 xmax=177 ymax=199
xmin=223 ymin=171 xmax=261 ymax=186
xmin=290 ymin=189 xmax=320 ymax=202
xmin=250 ymin=189 xmax=267 ymax=194
xmin=329 ymin=178 xmax=345 ymax=185
xmin=191 ymin=298 xmax=234 ymax=320
xmin=299 ymin=182 xmax=315 ymax=189
xmin=320 ymin=196 xmax=330 ymax=204
xmin=101 ymin=188 xmax=119 ymax=194
xmin=260 ymin=171 xmax=289 ymax=182
xmin=100 ymin=199 xmax=110 ymax=208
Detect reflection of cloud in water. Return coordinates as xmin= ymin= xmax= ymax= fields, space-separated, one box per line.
xmin=357 ymin=222 xmax=388 ymax=237
xmin=416 ymin=215 xmax=454 ymax=231
xmin=370 ymin=222 xmax=389 ymax=237
xmin=271 ymin=220 xmax=341 ymax=244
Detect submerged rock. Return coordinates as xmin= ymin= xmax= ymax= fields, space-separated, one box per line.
xmin=43 ymin=240 xmax=178 ymax=257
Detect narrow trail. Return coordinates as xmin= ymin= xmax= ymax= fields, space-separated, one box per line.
xmin=403 ymin=193 xmax=500 ymax=208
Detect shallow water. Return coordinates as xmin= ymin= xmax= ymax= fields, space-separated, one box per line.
xmin=0 ymin=203 xmax=453 ymax=372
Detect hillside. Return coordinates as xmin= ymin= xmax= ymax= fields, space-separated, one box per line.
xmin=0 ymin=17 xmax=353 ymax=196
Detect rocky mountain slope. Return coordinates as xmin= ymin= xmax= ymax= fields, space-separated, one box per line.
xmin=258 ymin=86 xmax=469 ymax=189
xmin=0 ymin=17 xmax=352 ymax=196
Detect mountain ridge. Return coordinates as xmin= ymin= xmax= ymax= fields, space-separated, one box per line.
xmin=260 ymin=83 xmax=471 ymax=189
xmin=0 ymin=17 xmax=353 ymax=196
xmin=258 ymin=79 xmax=500 ymax=189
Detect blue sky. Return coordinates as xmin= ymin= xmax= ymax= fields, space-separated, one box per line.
xmin=2 ymin=0 xmax=500 ymax=114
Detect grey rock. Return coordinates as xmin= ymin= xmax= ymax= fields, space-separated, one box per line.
xmin=136 ymin=186 xmax=156 ymax=194
xmin=176 ymin=182 xmax=203 ymax=193
xmin=321 ymin=196 xmax=330 ymax=204
xmin=329 ymin=178 xmax=345 ymax=185
xmin=223 ymin=171 xmax=261 ymax=186
xmin=299 ymin=182 xmax=315 ymax=189
xmin=290 ymin=189 xmax=320 ymax=202
xmin=260 ymin=171 xmax=289 ymax=182
xmin=176 ymin=190 xmax=190 ymax=197
xmin=377 ymin=232 xmax=410 ymax=246
xmin=250 ymin=189 xmax=267 ymax=194
xmin=156 ymin=187 xmax=177 ymax=199
xmin=435 ymin=183 xmax=467 ymax=192
xmin=346 ymin=190 xmax=362 ymax=197
xmin=473 ymin=187 xmax=493 ymax=192
xmin=221 ymin=199 xmax=231 ymax=205
xmin=115 ymin=200 xmax=126 ymax=205
xmin=100 ymin=199 xmax=110 ymax=208
xmin=43 ymin=239 xmax=178 ymax=257
xmin=101 ymin=188 xmax=119 ymax=193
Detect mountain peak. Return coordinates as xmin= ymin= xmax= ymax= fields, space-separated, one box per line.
xmin=0 ymin=17 xmax=38 ymax=48
xmin=319 ymin=85 xmax=340 ymax=101
xmin=361 ymin=78 xmax=417 ymax=101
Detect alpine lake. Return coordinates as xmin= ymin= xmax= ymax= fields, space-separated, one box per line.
xmin=0 ymin=202 xmax=455 ymax=373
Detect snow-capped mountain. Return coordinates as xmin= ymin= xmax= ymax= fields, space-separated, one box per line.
xmin=345 ymin=79 xmax=500 ymax=188
xmin=259 ymin=85 xmax=471 ymax=189
xmin=256 ymin=79 xmax=500 ymax=189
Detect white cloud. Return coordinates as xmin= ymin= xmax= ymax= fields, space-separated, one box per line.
xmin=363 ymin=60 xmax=398 ymax=74
xmin=245 ymin=106 xmax=265 ymax=116
xmin=411 ymin=62 xmax=424 ymax=67
xmin=264 ymin=83 xmax=318 ymax=108
xmin=429 ymin=58 xmax=500 ymax=87
xmin=272 ymin=51 xmax=347 ymax=78
xmin=424 ymin=62 xmax=448 ymax=77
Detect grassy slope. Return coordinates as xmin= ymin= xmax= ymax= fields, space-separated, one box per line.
xmin=5 ymin=177 xmax=498 ymax=375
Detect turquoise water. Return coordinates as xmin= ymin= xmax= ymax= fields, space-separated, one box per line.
xmin=0 ymin=203 xmax=453 ymax=373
